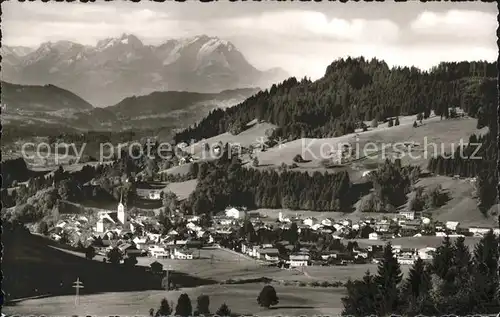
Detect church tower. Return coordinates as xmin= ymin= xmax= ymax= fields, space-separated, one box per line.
xmin=117 ymin=193 xmax=128 ymax=226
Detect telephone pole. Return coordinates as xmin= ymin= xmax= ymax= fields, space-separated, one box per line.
xmin=166 ymin=265 xmax=172 ymax=290
xmin=72 ymin=277 xmax=84 ymax=306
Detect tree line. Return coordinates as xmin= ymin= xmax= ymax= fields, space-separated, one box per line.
xmin=342 ymin=230 xmax=500 ymax=316
xmin=186 ymin=153 xmax=353 ymax=214
xmin=174 ymin=59 xmax=496 ymax=143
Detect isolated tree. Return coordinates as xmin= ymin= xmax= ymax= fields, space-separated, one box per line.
xmin=388 ymin=119 xmax=394 ymax=127
xmin=395 ymin=117 xmax=400 ymax=126
xmin=257 ymin=285 xmax=279 ymax=308
xmin=288 ymin=222 xmax=299 ymax=245
xmin=413 ymin=121 xmax=418 ymax=128
xmin=175 ymin=293 xmax=193 ymax=317
xmin=432 ymin=236 xmax=455 ymax=280
xmin=216 ymin=303 xmax=231 ymax=316
xmin=252 ymin=157 xmax=259 ymax=167
xmin=38 ymin=220 xmax=49 ymax=235
xmin=85 ymin=245 xmax=96 ymax=260
xmin=196 ymin=294 xmax=210 ymax=315
xmin=123 ymin=254 xmax=138 ymax=266
xmin=293 ymin=154 xmax=304 ymax=163
xmin=417 ymin=113 xmax=423 ymax=123
xmin=371 ymin=119 xmax=378 ymax=128
xmin=106 ymin=247 xmax=123 ymax=265
xmin=341 ymin=271 xmax=379 ymax=316
xmin=404 ymin=257 xmax=431 ymax=299
xmin=375 ymin=243 xmax=403 ymax=315
xmin=155 ymin=298 xmax=172 ymax=317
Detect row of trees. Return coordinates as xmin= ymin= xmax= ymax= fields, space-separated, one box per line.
xmin=427 ymin=96 xmax=498 ymax=214
xmin=187 ymin=154 xmax=353 ymax=214
xmin=149 ymin=285 xmax=279 ymax=317
xmin=342 ymin=232 xmax=500 ymax=316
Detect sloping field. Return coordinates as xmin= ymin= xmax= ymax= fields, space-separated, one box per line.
xmin=188 ymin=122 xmax=277 ymax=157
xmin=164 ymin=179 xmax=198 ymax=200
xmin=254 ymin=115 xmax=479 ymax=170
xmin=3 ymin=229 xmax=214 ymax=302
xmin=413 ymin=175 xmax=496 ymax=227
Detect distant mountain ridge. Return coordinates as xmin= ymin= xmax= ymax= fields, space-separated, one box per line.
xmin=1 ymin=80 xmax=259 ymax=132
xmin=2 ymin=34 xmax=288 ymax=106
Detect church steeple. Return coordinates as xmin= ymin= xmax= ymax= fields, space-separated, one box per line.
xmin=117 ymin=191 xmax=127 ymax=226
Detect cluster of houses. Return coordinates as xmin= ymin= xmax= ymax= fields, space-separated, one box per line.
xmin=45 ymin=197 xmax=499 ymax=269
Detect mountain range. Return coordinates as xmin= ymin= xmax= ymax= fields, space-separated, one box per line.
xmin=1 ymin=34 xmax=288 ymax=107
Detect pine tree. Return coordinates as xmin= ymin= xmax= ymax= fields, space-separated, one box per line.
xmin=175 ymin=293 xmax=193 ymax=317
xmin=453 ymin=236 xmax=472 ymax=275
xmin=402 ymin=258 xmax=433 ymax=316
xmin=404 ymin=257 xmax=431 ymax=299
xmin=216 ymin=303 xmax=231 ymax=316
xmin=155 ymin=298 xmax=172 ymax=317
xmin=196 ymin=294 xmax=210 ymax=315
xmin=432 ymin=236 xmax=455 ymax=280
xmin=374 ymin=243 xmax=403 ymax=315
xmin=341 ymin=271 xmax=379 ymax=316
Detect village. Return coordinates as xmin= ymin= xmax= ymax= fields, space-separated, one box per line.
xmin=45 ymin=184 xmax=499 ymax=274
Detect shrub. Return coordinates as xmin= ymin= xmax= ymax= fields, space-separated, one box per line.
xmin=196 ymin=294 xmax=210 ymax=315
xmin=216 ymin=303 xmax=231 ymax=316
xmin=371 ymin=119 xmax=378 ymax=128
xmin=257 ymin=285 xmax=279 ymax=308
xmin=175 ymin=293 xmax=192 ymax=317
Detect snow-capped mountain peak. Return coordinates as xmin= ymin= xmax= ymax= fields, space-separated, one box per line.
xmin=1 ymin=33 xmax=289 ymax=106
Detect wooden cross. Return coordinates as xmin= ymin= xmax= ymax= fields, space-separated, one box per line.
xmin=72 ymin=277 xmax=84 ymax=305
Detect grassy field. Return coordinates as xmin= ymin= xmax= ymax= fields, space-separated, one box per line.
xmin=188 ymin=122 xmax=277 ymax=157
xmin=4 ymin=283 xmax=347 ymax=316
xmin=354 ymin=236 xmax=483 ymax=250
xmin=4 ymin=245 xmax=374 ymax=316
xmin=254 ymin=114 xmax=479 ymax=171
xmin=164 ymin=179 xmax=198 ymax=200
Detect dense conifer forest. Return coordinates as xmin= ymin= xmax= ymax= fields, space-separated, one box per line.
xmin=174 ymin=58 xmax=496 ymax=143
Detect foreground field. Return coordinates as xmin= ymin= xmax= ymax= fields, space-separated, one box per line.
xmin=4 ymin=283 xmax=346 ymax=316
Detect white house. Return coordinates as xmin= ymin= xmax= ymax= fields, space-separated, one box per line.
xmin=288 ymin=254 xmax=310 ymax=267
xmin=303 ymin=217 xmax=318 ymax=227
xmin=399 ymin=211 xmax=415 ymax=220
xmin=362 ymin=170 xmax=374 ymax=178
xmin=369 ymin=232 xmax=379 ymax=240
xmin=148 ymin=191 xmax=161 ymax=200
xmin=310 ymin=224 xmax=322 ymax=231
xmin=342 ymin=219 xmax=352 ymax=227
xmin=397 ymin=257 xmax=415 ymax=265
xmin=468 ymin=227 xmax=493 ymax=236
xmin=321 ymin=218 xmax=333 ymax=227
xmin=149 ymin=246 xmax=169 ymax=258
xmin=260 ymin=248 xmax=280 ymax=262
xmin=225 ymin=207 xmax=241 ymax=219
xmin=172 ymin=248 xmax=193 ymax=260
xmin=445 ymin=221 xmax=460 ymax=231
xmin=418 ymin=247 xmax=436 ymax=260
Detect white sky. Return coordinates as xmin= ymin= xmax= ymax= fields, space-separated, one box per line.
xmin=2 ymin=1 xmax=497 ymax=80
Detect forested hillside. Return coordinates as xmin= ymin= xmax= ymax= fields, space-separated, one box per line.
xmin=175 ymin=58 xmax=496 ymax=143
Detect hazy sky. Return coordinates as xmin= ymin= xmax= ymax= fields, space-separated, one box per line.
xmin=3 ymin=1 xmax=497 ymax=79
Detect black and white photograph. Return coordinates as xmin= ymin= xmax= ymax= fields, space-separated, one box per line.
xmin=1 ymin=1 xmax=499 ymax=316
